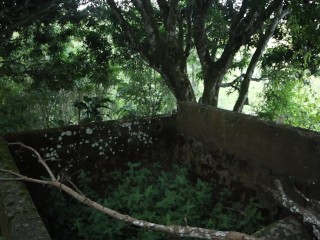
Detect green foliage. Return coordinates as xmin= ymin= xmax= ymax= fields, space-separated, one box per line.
xmin=45 ymin=163 xmax=266 ymax=240
xmin=256 ymin=70 xmax=320 ymax=131
xmin=74 ymin=96 xmax=113 ymax=123
xmin=116 ymin=65 xmax=176 ymax=119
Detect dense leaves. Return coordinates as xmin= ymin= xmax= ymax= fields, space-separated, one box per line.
xmin=44 ymin=163 xmax=267 ymax=239
xmin=1 ymin=0 xmax=320 ymax=132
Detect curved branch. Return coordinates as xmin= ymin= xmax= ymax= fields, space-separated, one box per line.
xmin=1 ymin=142 xmax=258 ymax=240
xmin=8 ymin=142 xmax=56 ymax=181
xmin=263 ymin=179 xmax=320 ymax=240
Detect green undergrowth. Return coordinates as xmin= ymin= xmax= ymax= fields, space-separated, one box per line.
xmin=43 ymin=162 xmax=267 ymax=240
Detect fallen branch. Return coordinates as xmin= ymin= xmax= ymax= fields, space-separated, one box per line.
xmin=263 ymin=179 xmax=320 ymax=240
xmin=1 ymin=142 xmax=257 ymax=240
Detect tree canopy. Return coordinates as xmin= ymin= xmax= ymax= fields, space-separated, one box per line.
xmin=1 ymin=0 xmax=320 ymax=132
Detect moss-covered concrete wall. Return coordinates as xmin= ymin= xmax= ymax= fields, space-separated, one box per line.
xmin=0 ymin=138 xmax=51 ymax=240
xmin=4 ymin=115 xmax=175 ymax=177
xmin=2 ymin=115 xmax=176 ymax=239
xmin=176 ymin=102 xmax=320 ymax=198
xmin=2 ymin=103 xmax=320 ymax=239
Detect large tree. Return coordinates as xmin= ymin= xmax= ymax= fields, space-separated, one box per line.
xmin=3 ymin=0 xmax=319 ymax=113
xmin=193 ymin=0 xmax=290 ymax=107
xmin=101 ymin=0 xmax=196 ymax=102
xmin=92 ymin=0 xmax=290 ymax=108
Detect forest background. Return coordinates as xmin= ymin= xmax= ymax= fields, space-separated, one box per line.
xmin=1 ymin=0 xmax=320 ymax=133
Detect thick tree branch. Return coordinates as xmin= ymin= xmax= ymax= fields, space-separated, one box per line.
xmin=183 ymin=14 xmax=193 ymax=62
xmin=131 ymin=0 xmax=160 ymax=47
xmin=193 ymin=0 xmax=214 ymax=73
xmin=1 ymin=142 xmax=257 ymax=240
xmin=263 ymin=179 xmax=320 ymax=240
xmin=105 ymin=0 xmax=143 ymax=54
xmin=166 ymin=0 xmax=179 ymax=37
xmin=156 ymin=0 xmax=169 ymax=22
xmin=233 ymin=3 xmax=290 ymax=112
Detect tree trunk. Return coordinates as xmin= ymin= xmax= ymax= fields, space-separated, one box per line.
xmin=160 ymin=64 xmax=196 ymax=102
xmin=233 ymin=3 xmax=290 ymax=112
xmin=193 ymin=0 xmax=285 ymax=107
xmin=106 ymin=0 xmax=196 ymax=103
xmin=201 ymin=69 xmax=223 ymax=106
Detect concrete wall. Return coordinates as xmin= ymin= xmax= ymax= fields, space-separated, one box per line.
xmin=0 ymin=138 xmax=51 ymax=240
xmin=176 ymin=102 xmax=320 ymax=194
xmin=4 ymin=115 xmax=175 ymax=175
xmin=2 ymin=115 xmax=176 ymax=239
xmin=2 ymin=104 xmax=320 ymax=239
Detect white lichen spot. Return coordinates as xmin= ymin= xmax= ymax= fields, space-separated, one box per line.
xmin=65 ymin=131 xmax=72 ymax=136
xmin=86 ymin=128 xmax=93 ymax=135
xmin=58 ymin=136 xmax=62 ymax=141
xmin=215 ymin=231 xmax=227 ymax=237
xmin=91 ymin=142 xmax=99 ymax=147
xmin=57 ymin=145 xmax=61 ymax=149
xmin=99 ymin=139 xmax=103 ymax=142
xmin=133 ymin=221 xmax=144 ymax=227
xmin=85 ymin=140 xmax=89 ymax=143
xmin=121 ymin=122 xmax=131 ymax=127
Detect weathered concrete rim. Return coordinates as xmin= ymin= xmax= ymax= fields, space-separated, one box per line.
xmin=0 ymin=138 xmax=51 ymax=240
xmin=176 ymin=102 xmax=320 ymax=183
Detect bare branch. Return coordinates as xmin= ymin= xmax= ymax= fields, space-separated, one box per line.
xmin=8 ymin=142 xmax=56 ymax=181
xmin=1 ymin=142 xmax=258 ymax=240
xmin=0 ymin=168 xmax=54 ymax=186
xmin=66 ymin=177 xmax=85 ymax=196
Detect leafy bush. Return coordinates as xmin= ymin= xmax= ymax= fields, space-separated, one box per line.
xmin=45 ymin=163 xmax=266 ymax=240
xmin=256 ymin=70 xmax=320 ymax=131
xmin=73 ymin=95 xmax=113 ymax=123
